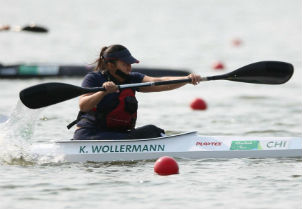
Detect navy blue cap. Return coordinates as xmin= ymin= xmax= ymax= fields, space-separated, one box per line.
xmin=104 ymin=49 xmax=139 ymax=64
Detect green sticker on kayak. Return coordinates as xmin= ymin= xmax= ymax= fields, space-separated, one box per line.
xmin=230 ymin=140 xmax=261 ymax=150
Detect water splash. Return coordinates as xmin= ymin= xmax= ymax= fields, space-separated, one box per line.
xmin=0 ymin=100 xmax=42 ymax=164
xmin=0 ymin=114 xmax=8 ymax=123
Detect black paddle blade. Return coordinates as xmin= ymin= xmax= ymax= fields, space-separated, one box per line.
xmin=22 ymin=25 xmax=48 ymax=33
xmin=228 ymin=61 xmax=294 ymax=84
xmin=209 ymin=61 xmax=294 ymax=84
xmin=19 ymin=83 xmax=87 ymax=109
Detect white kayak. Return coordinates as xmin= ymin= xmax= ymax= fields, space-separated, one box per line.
xmin=30 ymin=132 xmax=302 ymax=162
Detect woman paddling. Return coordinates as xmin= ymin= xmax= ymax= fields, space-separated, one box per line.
xmin=71 ymin=44 xmax=201 ymax=140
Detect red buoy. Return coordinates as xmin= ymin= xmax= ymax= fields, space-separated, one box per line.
xmin=212 ymin=61 xmax=225 ymax=70
xmin=154 ymin=156 xmax=179 ymax=176
xmin=190 ymin=98 xmax=207 ymax=110
xmin=232 ymin=38 xmax=243 ymax=46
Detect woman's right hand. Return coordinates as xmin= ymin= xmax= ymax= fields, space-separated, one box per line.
xmin=102 ymin=81 xmax=119 ymax=94
xmin=187 ymin=74 xmax=202 ymax=85
xmin=79 ymin=81 xmax=119 ymax=112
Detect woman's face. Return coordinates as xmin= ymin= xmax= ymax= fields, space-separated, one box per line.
xmin=115 ymin=60 xmax=132 ymax=74
xmin=107 ymin=60 xmax=132 ymax=81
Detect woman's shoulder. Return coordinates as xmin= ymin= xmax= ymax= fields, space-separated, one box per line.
xmin=82 ymin=71 xmax=106 ymax=87
xmin=84 ymin=71 xmax=104 ymax=78
xmin=129 ymin=72 xmax=145 ymax=83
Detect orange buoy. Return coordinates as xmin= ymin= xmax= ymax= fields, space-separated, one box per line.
xmin=154 ymin=156 xmax=179 ymax=176
xmin=190 ymin=98 xmax=207 ymax=110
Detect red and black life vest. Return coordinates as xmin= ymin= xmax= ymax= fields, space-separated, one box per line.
xmin=68 ymin=88 xmax=138 ymax=131
xmin=98 ymin=88 xmax=138 ymax=131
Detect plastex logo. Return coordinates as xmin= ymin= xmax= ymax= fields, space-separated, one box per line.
xmin=196 ymin=141 xmax=222 ymax=146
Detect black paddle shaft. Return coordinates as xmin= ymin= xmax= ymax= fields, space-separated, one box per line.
xmin=19 ymin=61 xmax=294 ymax=109
xmin=19 ymin=79 xmax=192 ymax=109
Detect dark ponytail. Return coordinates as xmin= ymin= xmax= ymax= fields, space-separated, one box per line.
xmin=93 ymin=44 xmax=127 ymax=72
xmin=93 ymin=46 xmax=108 ymax=72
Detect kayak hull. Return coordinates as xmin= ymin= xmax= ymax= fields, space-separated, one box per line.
xmin=30 ymin=132 xmax=302 ymax=162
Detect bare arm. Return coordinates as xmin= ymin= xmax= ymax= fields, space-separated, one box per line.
xmin=79 ymin=81 xmax=118 ymax=112
xmin=138 ymin=74 xmax=201 ymax=92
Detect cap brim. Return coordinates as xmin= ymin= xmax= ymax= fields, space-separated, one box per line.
xmin=120 ymin=56 xmax=139 ymax=64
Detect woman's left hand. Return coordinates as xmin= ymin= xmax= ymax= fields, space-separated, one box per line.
xmin=188 ymin=74 xmax=202 ymax=85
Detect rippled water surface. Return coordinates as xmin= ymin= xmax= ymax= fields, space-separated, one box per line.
xmin=0 ymin=0 xmax=301 ymax=208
